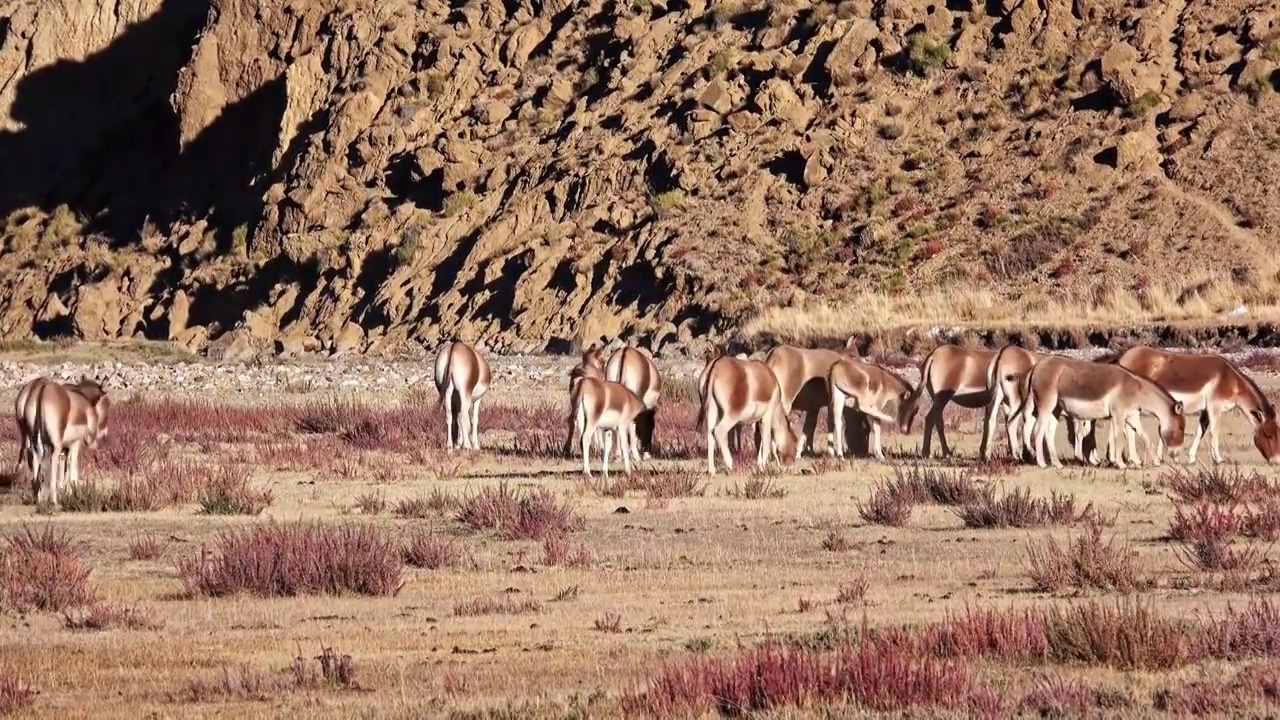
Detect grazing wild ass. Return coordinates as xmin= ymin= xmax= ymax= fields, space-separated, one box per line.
xmin=909 ymin=344 xmax=995 ymax=458
xmin=984 ymin=345 xmax=1091 ymax=463
xmin=764 ymin=337 xmax=870 ymax=456
xmin=699 ymin=354 xmax=799 ymax=475
xmin=567 ymin=366 xmax=645 ymax=477
xmin=434 ymin=341 xmax=491 ymax=451
xmin=13 ymin=376 xmax=54 ymax=484
xmin=826 ymin=357 xmax=919 ymax=461
xmin=29 ymin=377 xmax=111 ymax=508
xmin=606 ymin=345 xmax=663 ymax=459
xmin=1018 ymin=355 xmax=1185 ymax=469
xmin=1097 ymin=346 xmax=1280 ymax=464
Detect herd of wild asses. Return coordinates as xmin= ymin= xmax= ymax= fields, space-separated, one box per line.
xmin=10 ymin=339 xmax=1280 ymax=510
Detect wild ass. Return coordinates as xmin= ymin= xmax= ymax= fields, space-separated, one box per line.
xmin=764 ymin=337 xmax=869 ymax=456
xmin=605 ymin=345 xmax=663 ymax=459
xmin=433 ymin=340 xmax=491 ymax=451
xmin=909 ymin=344 xmax=996 ymax=458
xmin=699 ymin=354 xmax=799 ymax=475
xmin=1018 ymin=355 xmax=1185 ymax=469
xmin=983 ymin=345 xmax=1091 ymax=463
xmin=562 ymin=346 xmax=609 ymax=458
xmin=826 ymin=357 xmax=919 ymax=460
xmin=30 ymin=377 xmax=111 ymax=508
xmin=1097 ymin=346 xmax=1280 ymax=464
xmin=567 ymin=366 xmax=645 ymax=477
xmin=13 ymin=376 xmax=54 ymax=484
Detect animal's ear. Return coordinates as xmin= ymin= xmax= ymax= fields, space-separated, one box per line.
xmin=844 ymin=335 xmax=860 ymax=353
xmin=1172 ymin=401 xmax=1184 ymax=415
xmin=900 ymin=390 xmax=912 ymax=403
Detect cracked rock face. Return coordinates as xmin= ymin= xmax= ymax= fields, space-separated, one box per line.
xmin=0 ymin=0 xmax=1278 ymax=357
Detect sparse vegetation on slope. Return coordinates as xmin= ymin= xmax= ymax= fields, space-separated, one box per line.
xmin=2 ymin=0 xmax=1280 ymax=354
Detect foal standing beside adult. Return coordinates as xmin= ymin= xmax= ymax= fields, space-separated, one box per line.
xmin=434 ymin=340 xmax=491 ymax=451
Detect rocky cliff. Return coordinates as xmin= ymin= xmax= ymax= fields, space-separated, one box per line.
xmin=1 ymin=0 xmax=1278 ymax=357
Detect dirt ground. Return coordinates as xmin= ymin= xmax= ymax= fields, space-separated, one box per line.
xmin=0 ymin=348 xmax=1278 ymax=719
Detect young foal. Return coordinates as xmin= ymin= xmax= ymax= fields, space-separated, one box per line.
xmin=568 ymin=367 xmax=645 ymax=477
xmin=433 ymin=340 xmax=491 ymax=450
xmin=605 ymin=345 xmax=663 ymax=460
xmin=30 ymin=377 xmax=111 ymax=508
xmin=1019 ymin=356 xmax=1185 ymax=469
xmin=563 ymin=347 xmax=608 ymax=458
xmin=699 ymin=354 xmax=798 ymax=475
xmin=826 ymin=357 xmax=918 ymax=461
xmin=1099 ymin=346 xmax=1280 ymax=464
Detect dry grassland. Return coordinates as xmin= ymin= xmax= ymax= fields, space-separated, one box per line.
xmin=1 ymin=353 xmax=1280 ymax=718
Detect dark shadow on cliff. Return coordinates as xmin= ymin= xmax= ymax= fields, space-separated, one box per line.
xmin=0 ymin=0 xmax=287 ymax=249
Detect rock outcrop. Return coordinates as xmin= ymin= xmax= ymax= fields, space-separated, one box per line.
xmin=0 ymin=0 xmax=1278 ymax=356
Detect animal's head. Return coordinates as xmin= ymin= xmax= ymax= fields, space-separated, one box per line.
xmin=75 ymin=376 xmax=111 ymax=443
xmin=1253 ymin=415 xmax=1280 ymax=465
xmin=581 ymin=345 xmax=604 ymax=370
xmin=843 ymin=335 xmax=861 ymax=356
xmin=773 ymin=413 xmax=801 ymax=466
xmin=1159 ymin=400 xmax=1186 ymax=453
xmin=897 ymin=387 xmax=922 ymax=434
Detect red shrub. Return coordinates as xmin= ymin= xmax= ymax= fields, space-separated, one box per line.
xmin=0 ymin=669 xmax=36 ymax=715
xmin=624 ymin=641 xmax=970 ymax=716
xmin=0 ymin=525 xmax=97 ymax=613
xmin=177 ymin=522 xmax=404 ymax=598
xmin=542 ymin=535 xmax=596 ymax=567
xmin=857 ymin=481 xmax=915 ymax=526
xmin=403 ymin=530 xmax=470 ymax=570
xmin=456 ymin=483 xmax=585 ymax=540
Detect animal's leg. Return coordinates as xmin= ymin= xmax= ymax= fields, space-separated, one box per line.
xmin=714 ymin=423 xmax=734 ymax=473
xmin=922 ymin=396 xmax=947 ymax=458
xmin=801 ymin=410 xmax=819 ymax=456
xmin=1045 ymin=414 xmax=1062 ymax=468
xmin=49 ymin=442 xmax=63 ymax=509
xmin=469 ymin=395 xmax=482 ymax=450
xmin=1125 ymin=416 xmax=1143 ymax=467
xmin=871 ymin=419 xmax=885 ymax=461
xmin=581 ymin=417 xmax=596 ymax=477
xmin=443 ymin=382 xmax=456 ymax=451
xmin=1207 ymin=408 xmax=1224 ymax=464
xmin=68 ymin=443 xmax=82 ymax=488
xmin=1032 ymin=406 xmax=1051 ymax=469
xmin=1109 ymin=417 xmax=1127 ymax=469
xmin=1186 ymin=411 xmax=1207 ymax=464
xmin=830 ymin=391 xmax=846 ymax=459
xmin=602 ymin=428 xmax=613 ymax=478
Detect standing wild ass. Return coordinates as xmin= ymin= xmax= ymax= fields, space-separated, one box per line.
xmin=910 ymin=343 xmax=995 ymax=458
xmin=567 ymin=365 xmax=645 ymax=477
xmin=28 ymin=377 xmax=111 ymax=508
xmin=764 ymin=338 xmax=869 ymax=456
xmin=1019 ymin=355 xmax=1185 ymax=469
xmin=699 ymin=354 xmax=799 ymax=475
xmin=1097 ymin=346 xmax=1280 ymax=464
xmin=984 ymin=345 xmax=1091 ymax=463
xmin=605 ymin=345 xmax=663 ymax=459
xmin=434 ymin=340 xmax=491 ymax=451
xmin=826 ymin=357 xmax=919 ymax=461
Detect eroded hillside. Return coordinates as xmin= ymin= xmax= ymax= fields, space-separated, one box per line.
xmin=1 ymin=0 xmax=1279 ymax=356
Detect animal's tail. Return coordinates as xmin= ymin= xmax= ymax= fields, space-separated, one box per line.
xmin=433 ymin=342 xmax=453 ymax=409
xmin=907 ymin=349 xmax=934 ymax=406
xmin=696 ymin=366 xmax=716 ymax=435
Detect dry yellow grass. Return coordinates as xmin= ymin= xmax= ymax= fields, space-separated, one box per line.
xmin=743 ymin=277 xmax=1280 ymax=347
xmin=1 ymin=364 xmax=1279 ymax=718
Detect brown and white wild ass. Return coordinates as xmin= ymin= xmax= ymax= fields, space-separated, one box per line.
xmin=562 ymin=347 xmax=609 ymax=458
xmin=764 ymin=337 xmax=869 ymax=456
xmin=909 ymin=344 xmax=996 ymax=458
xmin=1097 ymin=346 xmax=1280 ymax=464
xmin=1018 ymin=355 xmax=1185 ymax=469
xmin=699 ymin=354 xmax=799 ymax=475
xmin=984 ymin=345 xmax=1091 ymax=463
xmin=29 ymin=377 xmax=111 ymax=508
xmin=605 ymin=345 xmax=663 ymax=460
xmin=826 ymin=357 xmax=919 ymax=461
xmin=434 ymin=340 xmax=491 ymax=451
xmin=567 ymin=366 xmax=645 ymax=477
